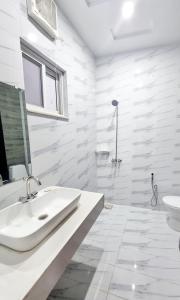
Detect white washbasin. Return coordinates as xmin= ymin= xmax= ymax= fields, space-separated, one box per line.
xmin=0 ymin=186 xmax=81 ymax=251
xmin=163 ymin=196 xmax=180 ymax=231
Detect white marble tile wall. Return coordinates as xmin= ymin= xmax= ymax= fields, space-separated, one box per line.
xmin=95 ymin=45 xmax=180 ymax=207
xmin=0 ymin=0 xmax=96 ymax=207
xmin=1 ymin=0 xmax=180 ymax=210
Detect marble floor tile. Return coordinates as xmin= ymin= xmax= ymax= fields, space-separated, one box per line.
xmin=72 ymin=244 xmax=104 ymax=268
xmin=109 ymin=265 xmax=155 ymax=299
xmin=48 ymin=205 xmax=180 ymax=300
xmin=117 ymin=246 xmax=154 ymax=265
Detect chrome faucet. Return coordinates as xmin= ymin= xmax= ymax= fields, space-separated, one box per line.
xmin=19 ymin=176 xmax=42 ymax=203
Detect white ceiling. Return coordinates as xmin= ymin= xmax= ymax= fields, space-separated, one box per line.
xmin=57 ymin=0 xmax=180 ymax=57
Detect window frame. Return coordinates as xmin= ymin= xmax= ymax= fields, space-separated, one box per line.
xmin=21 ymin=38 xmax=68 ymax=121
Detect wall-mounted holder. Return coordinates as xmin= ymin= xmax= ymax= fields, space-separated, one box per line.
xmin=96 ymin=150 xmax=110 ymax=155
xmin=95 ymin=144 xmax=110 ymax=156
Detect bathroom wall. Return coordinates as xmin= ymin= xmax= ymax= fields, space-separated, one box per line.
xmin=96 ymin=45 xmax=180 ymax=207
xmin=0 ymin=0 xmax=96 ymax=208
xmin=1 ymin=1 xmax=180 ymax=209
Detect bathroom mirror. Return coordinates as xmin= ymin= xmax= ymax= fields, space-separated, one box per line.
xmin=0 ymin=82 xmax=31 ymax=185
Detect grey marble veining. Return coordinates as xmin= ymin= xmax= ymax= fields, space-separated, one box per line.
xmin=96 ymin=44 xmax=180 ymax=207
xmin=0 ymin=0 xmax=97 ymax=206
xmin=48 ymin=205 xmax=180 ymax=300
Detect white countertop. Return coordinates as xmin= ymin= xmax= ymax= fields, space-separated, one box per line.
xmin=0 ymin=190 xmax=104 ymax=300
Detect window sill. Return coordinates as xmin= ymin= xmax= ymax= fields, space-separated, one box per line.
xmin=26 ymin=104 xmax=69 ymax=121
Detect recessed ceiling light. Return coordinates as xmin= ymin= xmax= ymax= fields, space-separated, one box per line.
xmin=122 ymin=1 xmax=135 ymax=20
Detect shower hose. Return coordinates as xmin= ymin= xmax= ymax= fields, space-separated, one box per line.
xmin=151 ymin=173 xmax=158 ymax=207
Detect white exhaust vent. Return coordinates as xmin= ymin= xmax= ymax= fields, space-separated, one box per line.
xmin=27 ymin=0 xmax=58 ymax=39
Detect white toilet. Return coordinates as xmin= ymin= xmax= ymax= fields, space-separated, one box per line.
xmin=163 ymin=196 xmax=180 ymax=231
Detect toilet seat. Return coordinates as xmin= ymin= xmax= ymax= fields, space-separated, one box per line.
xmin=163 ymin=196 xmax=180 ymax=210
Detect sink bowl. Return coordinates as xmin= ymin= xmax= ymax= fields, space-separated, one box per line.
xmin=0 ymin=186 xmax=81 ymax=251
xmin=163 ymin=196 xmax=180 ymax=231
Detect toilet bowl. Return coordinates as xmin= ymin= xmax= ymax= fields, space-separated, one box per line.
xmin=163 ymin=196 xmax=180 ymax=231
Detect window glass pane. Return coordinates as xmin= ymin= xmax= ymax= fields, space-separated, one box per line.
xmin=45 ymin=70 xmax=58 ymax=112
xmin=22 ymin=55 xmax=43 ymax=107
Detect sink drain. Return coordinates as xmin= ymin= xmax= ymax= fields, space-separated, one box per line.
xmin=38 ymin=214 xmax=48 ymax=220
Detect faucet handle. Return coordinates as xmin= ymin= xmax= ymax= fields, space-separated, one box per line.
xmin=31 ymin=191 xmax=38 ymax=198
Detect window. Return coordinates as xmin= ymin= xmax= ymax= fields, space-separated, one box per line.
xmin=22 ymin=54 xmax=43 ymax=107
xmin=21 ymin=39 xmax=68 ymax=120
